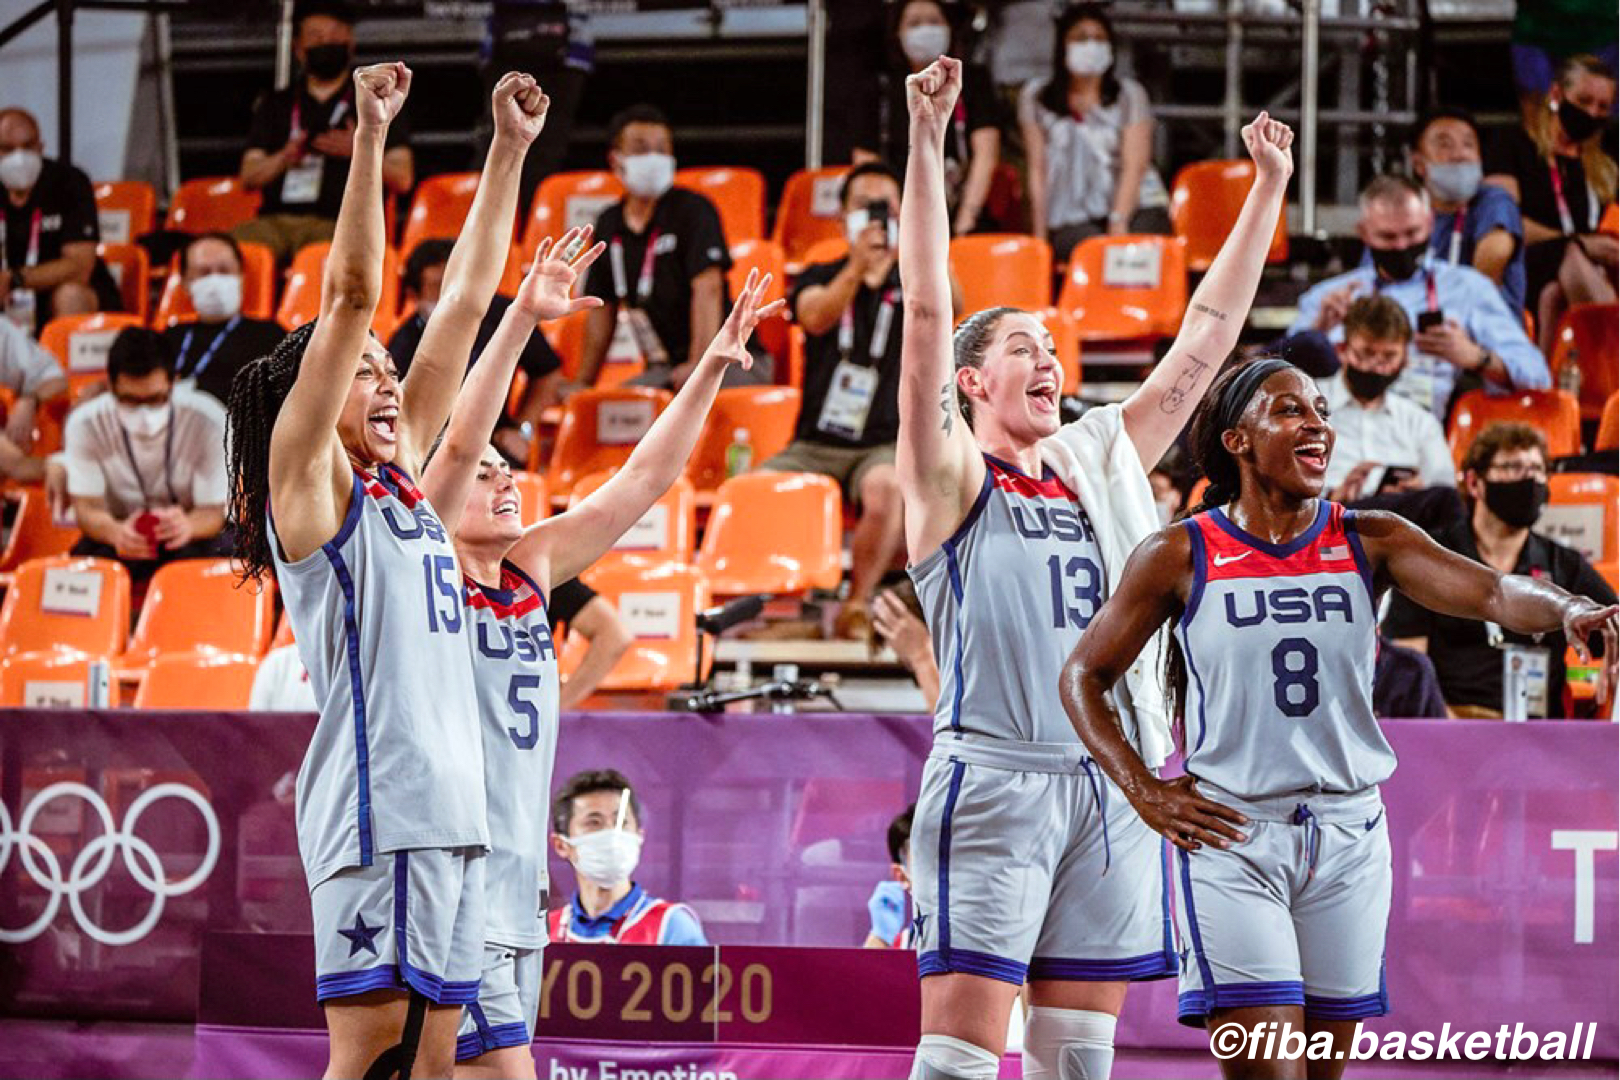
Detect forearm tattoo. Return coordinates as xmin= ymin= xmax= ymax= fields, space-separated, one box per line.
xmin=1158 ymin=354 xmax=1211 ymax=414
xmin=939 ymin=382 xmax=955 ymax=434
xmin=1191 ymin=302 xmax=1228 ymax=321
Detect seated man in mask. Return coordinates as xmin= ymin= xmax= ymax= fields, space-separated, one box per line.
xmin=547 ymin=769 xmax=707 ymax=945
xmin=159 ymin=233 xmax=286 ymax=404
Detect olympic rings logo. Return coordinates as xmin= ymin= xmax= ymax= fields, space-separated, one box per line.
xmin=0 ymin=781 xmax=220 ymax=946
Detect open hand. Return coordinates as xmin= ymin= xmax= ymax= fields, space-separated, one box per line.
xmin=1129 ymin=774 xmax=1249 ymax=852
xmin=1316 ymin=279 xmax=1362 ymax=333
xmin=516 ymin=226 xmax=605 ymax=322
xmin=904 ymin=56 xmax=962 ymax=133
xmin=1242 ymin=109 xmax=1294 ymax=182
xmin=700 ymin=268 xmax=787 ymax=372
xmin=493 ymin=71 xmax=549 ymax=146
xmin=354 ymin=62 xmax=411 ymax=129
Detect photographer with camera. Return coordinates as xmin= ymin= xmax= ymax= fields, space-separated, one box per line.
xmin=760 ymin=162 xmax=961 ymax=639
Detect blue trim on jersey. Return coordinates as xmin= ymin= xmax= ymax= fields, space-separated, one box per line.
xmin=316 ymin=966 xmax=403 ymax=1001
xmin=1304 ymin=989 xmax=1388 ymax=1020
xmin=936 ymin=757 xmax=967 ymax=957
xmin=918 ymin=947 xmax=1028 ymax=985
xmin=501 ymin=559 xmax=551 ymax=618
xmin=329 ymin=471 xmax=365 ymax=551
xmin=1158 ymin=836 xmax=1175 ymax=968
xmin=1178 ymin=980 xmax=1307 ymax=1024
xmin=319 ymin=541 xmax=372 ymax=865
xmin=940 ymin=470 xmax=994 ymax=735
xmin=1209 ymin=501 xmax=1328 ymax=559
xmin=1341 ymin=509 xmax=1377 ymax=604
xmin=1028 ymin=950 xmax=1176 ymax=981
xmin=387 ymin=851 xmax=481 ymax=1005
xmin=982 ymin=451 xmax=1058 ymax=483
xmin=1177 ymin=848 xmax=1220 ymax=1006
xmin=1181 ymin=518 xmax=1208 ymax=629
xmin=1179 ymin=622 xmax=1213 ymax=754
xmin=456 ymin=1021 xmax=530 ymax=1061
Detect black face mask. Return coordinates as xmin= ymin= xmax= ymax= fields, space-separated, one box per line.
xmin=304 ymin=43 xmax=352 ymax=80
xmin=1556 ymin=100 xmax=1604 ymax=144
xmin=1344 ymin=365 xmax=1400 ymax=402
xmin=1482 ymin=477 xmax=1548 ymax=530
xmin=1369 ymin=240 xmax=1428 ymax=282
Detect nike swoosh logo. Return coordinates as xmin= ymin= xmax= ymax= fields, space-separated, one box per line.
xmin=1213 ymin=551 xmax=1253 ymax=566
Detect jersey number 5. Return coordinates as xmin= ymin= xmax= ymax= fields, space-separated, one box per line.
xmin=507 ymin=674 xmax=543 ymax=750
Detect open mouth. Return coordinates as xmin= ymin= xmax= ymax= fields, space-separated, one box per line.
xmin=368 ymin=406 xmax=399 ymax=443
xmin=1027 ymin=380 xmax=1058 ymax=411
xmin=1294 ymin=438 xmax=1328 ymax=473
xmin=493 ymin=497 xmax=520 ymax=519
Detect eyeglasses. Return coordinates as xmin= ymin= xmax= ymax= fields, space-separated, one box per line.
xmin=1486 ymin=462 xmax=1548 ymax=481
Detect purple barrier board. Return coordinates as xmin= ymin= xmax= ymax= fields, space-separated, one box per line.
xmin=0 ymin=710 xmax=1614 ymax=1061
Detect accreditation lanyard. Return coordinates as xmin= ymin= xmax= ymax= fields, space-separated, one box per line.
xmin=1447 ymin=208 xmax=1466 ymax=266
xmin=609 ymin=229 xmax=660 ymax=305
xmin=1424 ymin=268 xmax=1438 ymax=313
xmin=838 ymin=287 xmax=899 ymax=363
xmin=1547 ymin=158 xmax=1598 ymax=236
xmin=178 ymin=315 xmax=241 ymax=380
xmin=119 ymin=414 xmax=178 ymax=509
xmin=0 ymin=209 xmax=42 ymax=271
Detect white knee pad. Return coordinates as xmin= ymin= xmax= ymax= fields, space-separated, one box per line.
xmin=908 ymin=1033 xmax=1001 ymax=1080
xmin=1021 ymin=1007 xmax=1117 ymax=1080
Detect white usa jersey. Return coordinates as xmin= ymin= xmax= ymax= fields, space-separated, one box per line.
xmin=270 ymin=464 xmax=487 ymax=888
xmin=464 ymin=561 xmax=560 ymax=950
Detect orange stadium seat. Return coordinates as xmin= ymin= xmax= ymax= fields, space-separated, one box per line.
xmin=0 ymin=556 xmax=130 ymax=658
xmin=123 ymin=559 xmax=277 ymax=669
xmin=97 ymin=243 xmax=150 ymax=318
xmin=686 ymin=386 xmax=801 ymax=492
xmin=569 ymin=559 xmax=708 ymax=693
xmin=676 ymin=166 xmax=766 ymax=243
xmin=951 ymin=233 xmax=1053 ymax=314
xmin=133 ymin=652 xmax=260 ymax=709
xmin=1169 ymin=159 xmax=1289 ymax=271
xmin=277 ymin=242 xmax=400 ymax=332
xmin=511 ymin=470 xmax=550 ymax=526
xmin=1057 ymin=234 xmax=1188 ymax=341
xmin=399 ymin=172 xmax=482 ymax=259
xmin=523 ymin=170 xmax=624 ymax=257
xmin=152 ymin=241 xmax=277 ymax=326
xmin=1595 ymin=392 xmax=1618 ymax=453
xmin=0 ymin=651 xmax=111 ymax=708
xmin=568 ymin=468 xmax=697 ymax=569
xmin=727 ymin=238 xmax=789 ymax=367
xmin=1597 ymin=561 xmax=1619 ymax=594
xmin=698 ymin=472 xmax=842 ymax=596
xmin=800 ymin=237 xmax=849 ymax=268
xmin=1540 ymin=473 xmax=1618 ymax=565
xmin=165 ymin=176 xmax=261 ymax=234
xmin=1037 ymin=308 xmax=1083 ymax=395
xmin=38 ymin=312 xmax=145 ymax=379
xmin=1601 ymin=203 xmax=1618 ymax=237
xmin=542 ymin=308 xmax=590 ymax=380
xmin=1550 ymin=303 xmax=1618 ymax=421
xmin=0 ymin=487 xmax=79 ymax=575
xmin=1447 ymin=389 xmax=1581 ymax=468
xmin=773 ymin=166 xmax=849 ymax=270
xmin=94 ymin=180 xmax=157 ymax=244
xmin=539 ymin=387 xmax=672 ymax=498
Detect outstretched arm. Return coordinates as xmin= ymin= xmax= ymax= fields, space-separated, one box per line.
xmin=895 ymin=56 xmax=985 ymax=563
xmin=1121 ymin=113 xmax=1293 ymax=469
xmin=1060 ymin=526 xmax=1249 ymax=851
xmin=399 ymin=73 xmax=547 ymax=472
xmin=421 ymin=227 xmax=604 ymax=534
xmin=509 ymin=270 xmax=785 ymax=589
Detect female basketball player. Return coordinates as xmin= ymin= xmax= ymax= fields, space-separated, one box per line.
xmin=418 ymin=251 xmax=783 ymax=1079
xmin=897 ymin=56 xmax=1292 ymax=1080
xmin=226 ymin=66 xmax=550 ymax=1078
xmin=1060 ymin=358 xmax=1618 ymax=1079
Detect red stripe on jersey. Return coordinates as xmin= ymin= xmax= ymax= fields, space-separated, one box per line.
xmin=987 ymin=460 xmax=1075 ymax=501
xmin=464 ymin=576 xmax=542 ymax=620
xmin=1194 ymin=504 xmax=1360 ymax=581
xmin=356 ymin=464 xmax=424 ymax=509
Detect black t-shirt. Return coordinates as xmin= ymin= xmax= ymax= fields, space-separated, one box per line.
xmin=788 ymin=257 xmax=904 ymax=448
xmin=161 ymin=315 xmax=287 ymax=404
xmin=1485 ymin=126 xmax=1608 ymax=237
xmin=864 ymin=62 xmax=999 ymax=181
xmin=386 ymin=295 xmax=563 ymax=382
xmin=1 ymin=157 xmax=98 ymax=273
xmin=246 ymin=79 xmax=412 ymax=218
xmin=583 ymin=188 xmax=731 ymax=366
xmin=547 ymin=577 xmax=596 ymax=631
xmin=1383 ymin=519 xmax=1617 ymax=716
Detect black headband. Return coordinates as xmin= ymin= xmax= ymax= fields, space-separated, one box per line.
xmin=1214 ymin=358 xmax=1296 ymax=435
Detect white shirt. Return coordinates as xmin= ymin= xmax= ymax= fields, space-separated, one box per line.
xmin=63 ymin=385 xmax=228 ymax=519
xmin=249 ymin=644 xmax=317 ymax=712
xmin=0 ymin=318 xmax=64 ymax=395
xmin=1318 ymin=372 xmax=1456 ymax=491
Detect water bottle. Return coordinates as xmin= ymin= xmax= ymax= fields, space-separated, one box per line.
xmin=1557 ymin=348 xmax=1582 ymax=398
xmin=6 ymin=288 xmax=35 ymax=336
xmin=724 ymin=428 xmax=752 ymax=478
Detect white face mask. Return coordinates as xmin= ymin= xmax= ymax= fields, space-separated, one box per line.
xmin=186 ymin=273 xmax=243 ymax=320
xmin=0 ymin=149 xmax=43 ymax=193
xmin=566 ymin=827 xmax=643 ymax=887
xmin=620 ymin=152 xmax=676 ymax=199
xmin=116 ymin=402 xmax=172 ymax=439
xmin=900 ymin=23 xmax=950 ymax=66
xmin=845 ymin=206 xmax=899 ymax=248
xmin=1066 ymin=40 xmax=1112 ymax=77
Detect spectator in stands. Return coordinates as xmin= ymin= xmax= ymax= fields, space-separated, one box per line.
xmin=1508 ymin=2 xmax=1617 ymax=124
xmin=863 ymin=803 xmax=915 ymax=949
xmin=573 ymin=105 xmax=767 ymax=395
xmin=390 ymin=238 xmax=564 ymax=461
xmin=1385 ymin=421 xmax=1618 ymax=718
xmin=1411 ymin=108 xmax=1528 ymax=314
xmin=0 ymin=317 xmax=66 ymax=482
xmin=870 ymin=578 xmax=939 ymax=711
xmin=547 ymin=769 xmax=707 ymax=945
xmin=1320 ymin=296 xmax=1461 ymax=531
xmin=548 ymin=577 xmax=632 ymax=709
xmin=1485 ymin=55 xmax=1617 ymax=355
xmin=236 ymin=1 xmax=414 ymax=262
xmin=1290 ymin=175 xmax=1548 ymax=422
xmin=63 ymin=327 xmax=231 ymax=576
xmin=249 ymin=640 xmax=317 ymax=712
xmin=159 ymin=233 xmax=286 ymax=405
xmin=853 ymin=2 xmax=1000 ymax=235
xmin=0 ymin=107 xmax=119 ymax=327
xmin=1019 ymin=3 xmax=1170 ymax=262
xmin=1148 ymin=466 xmax=1182 ymax=526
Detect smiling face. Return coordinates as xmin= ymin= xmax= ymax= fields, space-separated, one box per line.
xmin=1224 ymin=369 xmax=1336 ymax=498
xmin=457 ymin=444 xmax=525 ymax=549
xmin=958 ymin=311 xmax=1063 ymax=444
xmin=335 ymin=337 xmax=401 ymax=466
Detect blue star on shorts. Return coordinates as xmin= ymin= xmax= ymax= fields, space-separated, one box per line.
xmin=338 ymin=913 xmax=383 ymax=957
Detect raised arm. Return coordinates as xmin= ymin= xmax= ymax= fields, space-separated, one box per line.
xmin=398 ymin=73 xmax=547 ymax=472
xmin=895 ymin=56 xmax=984 ymax=562
xmin=1059 ymin=526 xmax=1249 ymax=851
xmin=1121 ymin=113 xmax=1293 ymax=469
xmin=509 ymin=270 xmax=784 ymax=588
xmin=421 ymin=228 xmax=603 ymax=534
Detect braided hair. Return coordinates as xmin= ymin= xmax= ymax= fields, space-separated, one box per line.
xmin=226 ymin=320 xmax=318 ymax=584
xmin=950 ymin=305 xmax=1021 ymax=430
